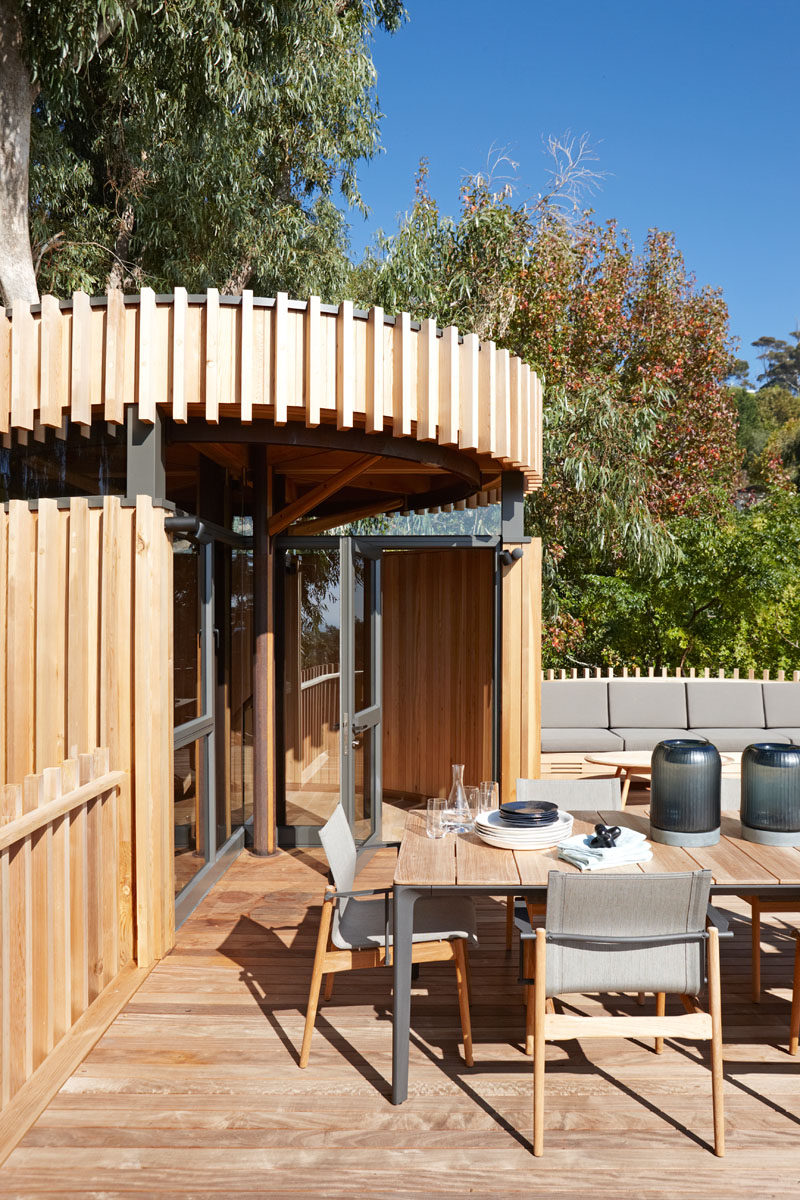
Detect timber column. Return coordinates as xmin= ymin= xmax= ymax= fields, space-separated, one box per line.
xmin=252 ymin=444 xmax=276 ymax=854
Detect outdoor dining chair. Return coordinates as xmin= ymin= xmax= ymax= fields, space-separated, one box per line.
xmin=505 ymin=777 xmax=623 ymax=950
xmin=517 ymin=868 xmax=729 ymax=1156
xmin=299 ymin=804 xmax=477 ymax=1069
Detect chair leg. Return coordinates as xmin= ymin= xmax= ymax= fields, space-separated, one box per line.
xmin=707 ymin=926 xmax=725 ymax=1157
xmin=453 ymin=940 xmax=474 ymax=1067
xmin=299 ymin=899 xmax=333 ymax=1069
xmin=790 ymin=934 xmax=800 ymax=1056
xmin=636 ymin=991 xmax=646 ymax=1006
xmin=506 ymin=895 xmax=515 ymax=951
xmin=750 ymin=898 xmax=761 ymax=1003
xmin=323 ymin=974 xmax=334 ymax=1002
xmin=533 ymin=929 xmax=547 ymax=1157
xmin=655 ymin=992 xmax=666 ymax=1054
xmin=524 ymin=936 xmax=534 ymax=1056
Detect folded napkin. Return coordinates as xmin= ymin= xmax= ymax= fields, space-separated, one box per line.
xmin=557 ymin=826 xmax=653 ymax=872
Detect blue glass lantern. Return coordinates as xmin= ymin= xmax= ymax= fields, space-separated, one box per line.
xmin=650 ymin=739 xmax=721 ymax=847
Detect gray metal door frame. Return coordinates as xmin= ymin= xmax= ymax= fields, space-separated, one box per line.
xmin=339 ymin=538 xmax=382 ymax=846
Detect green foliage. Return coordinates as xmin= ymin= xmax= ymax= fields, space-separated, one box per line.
xmin=22 ymin=0 xmax=405 ymax=297
xmin=735 ymin=385 xmax=800 ymax=491
xmin=554 ymin=493 xmax=800 ymax=672
xmin=525 ymin=382 xmax=677 ymax=620
xmin=752 ymin=332 xmax=800 ymax=393
xmin=352 ymin=168 xmax=739 ymax=521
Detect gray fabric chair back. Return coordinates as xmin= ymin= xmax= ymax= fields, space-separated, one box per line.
xmin=319 ymin=805 xmax=358 ymax=926
xmin=516 ymin=777 xmax=622 ymax=811
xmin=544 ymin=869 xmax=711 ymax=998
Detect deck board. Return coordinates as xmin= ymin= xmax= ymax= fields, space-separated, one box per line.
xmin=2 ymin=843 xmax=800 ymax=1197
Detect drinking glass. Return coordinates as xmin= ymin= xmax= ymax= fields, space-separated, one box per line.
xmin=426 ymin=797 xmax=447 ymax=839
xmin=464 ymin=786 xmax=480 ymax=822
xmin=479 ymin=780 xmax=499 ymax=814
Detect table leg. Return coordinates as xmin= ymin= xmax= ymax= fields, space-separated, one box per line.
xmin=620 ymin=772 xmax=631 ymax=808
xmin=392 ymin=885 xmax=421 ymax=1105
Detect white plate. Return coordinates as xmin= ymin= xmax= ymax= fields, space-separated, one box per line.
xmin=476 ymin=809 xmax=573 ymax=841
xmin=475 ymin=828 xmax=569 ymax=852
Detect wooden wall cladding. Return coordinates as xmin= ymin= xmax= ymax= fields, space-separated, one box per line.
xmin=382 ymin=549 xmax=494 ymax=797
xmin=0 ymin=497 xmax=173 ymax=967
xmin=0 ymin=292 xmax=543 ymax=489
xmin=501 ymin=540 xmax=542 ymax=798
xmin=0 ymin=496 xmax=173 ymax=1161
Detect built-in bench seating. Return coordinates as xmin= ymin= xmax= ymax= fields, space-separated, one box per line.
xmin=541 ymin=679 xmax=800 ymax=772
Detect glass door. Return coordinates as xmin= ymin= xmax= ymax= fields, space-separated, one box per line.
xmin=341 ymin=539 xmax=382 ymax=843
xmin=278 ymin=538 xmax=382 ymax=845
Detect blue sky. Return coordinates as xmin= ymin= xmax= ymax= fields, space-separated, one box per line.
xmin=349 ymin=1 xmax=799 ymax=375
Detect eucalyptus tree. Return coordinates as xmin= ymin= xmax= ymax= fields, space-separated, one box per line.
xmin=0 ymin=0 xmax=404 ymax=304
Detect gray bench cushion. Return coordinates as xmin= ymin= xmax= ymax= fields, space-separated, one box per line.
xmin=763 ymin=683 xmax=800 ymax=729
xmin=766 ymin=728 xmax=800 ymax=745
xmin=608 ymin=680 xmax=688 ymax=728
xmin=541 ymin=727 xmax=624 ymax=753
xmin=686 ymin=681 xmax=765 ymax=729
xmin=610 ymin=728 xmax=707 ymax=752
xmin=541 ymin=680 xmax=609 ymax=728
xmin=690 ymin=727 xmax=790 ymax=752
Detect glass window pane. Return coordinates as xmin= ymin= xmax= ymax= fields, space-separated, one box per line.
xmin=283 ymin=548 xmax=341 ymax=828
xmin=173 ymin=537 xmax=200 ymax=726
xmin=0 ymin=423 xmax=126 ymax=501
xmin=228 ymin=543 xmax=253 ymax=834
xmin=353 ymin=553 xmax=371 ymax=713
xmin=174 ymin=736 xmax=210 ymax=896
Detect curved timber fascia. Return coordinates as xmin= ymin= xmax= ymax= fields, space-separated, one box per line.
xmin=0 ymin=289 xmax=543 ymax=491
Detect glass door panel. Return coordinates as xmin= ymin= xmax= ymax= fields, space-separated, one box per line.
xmin=343 ymin=539 xmax=382 ymax=844
xmin=282 ymin=547 xmax=342 ymax=830
xmin=172 ymin=535 xmax=214 ymax=896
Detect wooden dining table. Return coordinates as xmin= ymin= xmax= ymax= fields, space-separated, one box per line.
xmin=390 ymin=808 xmax=800 ymax=1104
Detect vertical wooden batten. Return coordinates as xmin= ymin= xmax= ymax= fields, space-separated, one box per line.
xmin=170 ymin=287 xmax=188 ymax=424
xmin=366 ymin=305 xmax=384 ymax=433
xmin=500 ymin=540 xmax=542 ymax=799
xmin=203 ymin=288 xmax=220 ymax=424
xmin=136 ymin=288 xmax=156 ymax=424
xmin=273 ymin=292 xmax=289 ymax=425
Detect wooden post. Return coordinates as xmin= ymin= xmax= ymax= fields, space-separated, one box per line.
xmin=252 ymin=445 xmax=275 ymax=855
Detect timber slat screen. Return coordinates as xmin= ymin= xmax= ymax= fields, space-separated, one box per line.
xmin=0 ymin=496 xmax=173 ymax=1157
xmin=543 ymin=666 xmax=800 ymax=680
xmin=0 ymin=752 xmax=124 ymax=1105
xmin=0 ymin=291 xmax=543 ymax=493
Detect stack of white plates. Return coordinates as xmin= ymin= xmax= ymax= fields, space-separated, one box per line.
xmin=474 ymin=809 xmax=573 ymax=851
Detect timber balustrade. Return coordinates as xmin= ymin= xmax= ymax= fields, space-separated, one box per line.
xmin=0 ymin=495 xmax=174 ymax=964
xmin=543 ymin=667 xmax=800 ymax=681
xmin=0 ymin=291 xmax=543 ymax=493
xmin=0 ymin=751 xmax=125 ymax=1102
xmin=0 ymin=495 xmax=174 ymax=1162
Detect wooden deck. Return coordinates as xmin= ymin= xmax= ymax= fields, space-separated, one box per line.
xmin=3 ymin=820 xmax=800 ymax=1197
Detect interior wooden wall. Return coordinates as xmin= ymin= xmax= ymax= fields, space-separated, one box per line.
xmin=382 ymin=549 xmax=494 ymax=797
xmin=501 ymin=539 xmax=542 ymax=798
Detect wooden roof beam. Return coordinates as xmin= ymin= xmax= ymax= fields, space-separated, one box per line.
xmin=268 ymin=453 xmax=382 ymax=537
xmin=291 ymin=497 xmax=404 ymax=536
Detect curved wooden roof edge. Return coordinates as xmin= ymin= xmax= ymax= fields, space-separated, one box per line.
xmin=0 ymin=288 xmax=543 ymax=490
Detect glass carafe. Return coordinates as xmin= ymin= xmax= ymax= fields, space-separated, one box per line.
xmin=445 ymin=763 xmax=474 ymax=833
